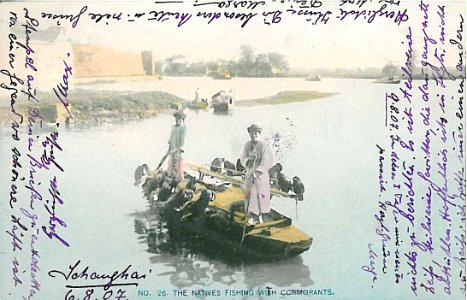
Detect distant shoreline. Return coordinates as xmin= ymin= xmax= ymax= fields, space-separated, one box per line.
xmin=0 ymin=89 xmax=334 ymax=127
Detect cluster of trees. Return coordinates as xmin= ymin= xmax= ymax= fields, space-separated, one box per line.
xmin=157 ymin=45 xmax=289 ymax=78
xmin=157 ymin=46 xmax=449 ymax=79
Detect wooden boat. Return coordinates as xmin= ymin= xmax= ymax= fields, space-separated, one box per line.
xmin=142 ymin=164 xmax=312 ymax=260
xmin=373 ymin=76 xmax=400 ymax=84
xmin=305 ymin=74 xmax=321 ymax=81
xmin=211 ymin=91 xmax=234 ymax=113
xmin=210 ymin=70 xmax=231 ymax=80
xmin=188 ymin=101 xmax=209 ymax=110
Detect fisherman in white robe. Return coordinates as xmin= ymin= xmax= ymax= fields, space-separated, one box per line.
xmin=193 ymin=87 xmax=200 ymax=103
xmin=240 ymin=124 xmax=273 ymax=225
xmin=167 ymin=111 xmax=187 ymax=182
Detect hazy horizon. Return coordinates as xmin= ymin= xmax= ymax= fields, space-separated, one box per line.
xmin=1 ymin=1 xmax=465 ymax=70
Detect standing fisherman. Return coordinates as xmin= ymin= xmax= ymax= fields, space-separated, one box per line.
xmin=240 ymin=124 xmax=273 ymax=225
xmin=167 ymin=111 xmax=187 ymax=182
xmin=194 ymin=87 xmax=200 ymax=103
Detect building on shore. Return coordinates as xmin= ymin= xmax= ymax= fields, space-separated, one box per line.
xmin=0 ymin=26 xmax=161 ymax=125
xmin=72 ymin=44 xmax=156 ymax=78
xmin=6 ymin=26 xmax=158 ymax=89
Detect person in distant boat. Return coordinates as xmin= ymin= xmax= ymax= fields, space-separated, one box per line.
xmin=240 ymin=124 xmax=273 ymax=225
xmin=167 ymin=111 xmax=187 ymax=182
xmin=194 ymin=88 xmax=200 ymax=103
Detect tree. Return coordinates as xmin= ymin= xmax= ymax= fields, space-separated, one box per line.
xmin=206 ymin=61 xmax=219 ymax=75
xmin=163 ymin=55 xmax=186 ymax=75
xmin=240 ymin=45 xmax=254 ymax=63
xmin=268 ymin=52 xmax=288 ymax=75
xmin=238 ymin=45 xmax=255 ymax=76
xmin=382 ymin=62 xmax=398 ymax=77
xmin=254 ymin=54 xmax=272 ymax=77
xmin=226 ymin=59 xmax=238 ymax=76
xmin=185 ymin=62 xmax=206 ymax=75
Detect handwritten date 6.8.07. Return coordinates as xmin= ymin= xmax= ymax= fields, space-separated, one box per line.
xmin=386 ymin=92 xmax=400 ymax=130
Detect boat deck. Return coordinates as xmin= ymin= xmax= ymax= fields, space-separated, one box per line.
xmin=188 ymin=184 xmax=311 ymax=245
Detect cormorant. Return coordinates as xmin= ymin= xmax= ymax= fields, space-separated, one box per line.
xmin=134 ymin=164 xmax=149 ymax=186
xmin=292 ymin=176 xmax=305 ymax=201
xmin=278 ymin=173 xmax=292 ymax=192
xmin=211 ymin=157 xmax=225 ymax=172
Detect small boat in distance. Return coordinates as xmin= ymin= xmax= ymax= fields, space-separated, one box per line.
xmin=305 ymin=74 xmax=321 ymax=81
xmin=211 ymin=90 xmax=235 ymax=113
xmin=210 ymin=70 xmax=231 ymax=80
xmin=188 ymin=100 xmax=209 ymax=110
xmin=373 ymin=76 xmax=401 ymax=84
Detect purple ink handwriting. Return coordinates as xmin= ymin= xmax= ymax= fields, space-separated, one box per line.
xmin=337 ymin=3 xmax=408 ymax=25
xmin=48 ymin=260 xmax=148 ymax=299
xmin=4 ymin=7 xmax=71 ymax=299
xmin=42 ymin=176 xmax=69 ymax=247
xmin=366 ymin=3 xmax=465 ymax=297
xmin=38 ymin=1 xmax=410 ymax=28
xmin=53 ymin=54 xmax=73 ymax=119
xmin=361 ymin=243 xmax=378 ymax=286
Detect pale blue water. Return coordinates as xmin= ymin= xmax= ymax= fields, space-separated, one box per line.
xmin=0 ymin=77 xmax=464 ymax=300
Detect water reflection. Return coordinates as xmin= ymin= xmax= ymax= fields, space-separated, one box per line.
xmin=212 ymin=110 xmax=232 ymax=116
xmin=149 ymin=254 xmax=217 ymax=288
xmin=147 ymin=252 xmax=312 ymax=290
xmin=132 ymin=210 xmax=313 ymax=290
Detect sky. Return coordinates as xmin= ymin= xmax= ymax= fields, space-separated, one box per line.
xmin=0 ymin=1 xmax=465 ymax=70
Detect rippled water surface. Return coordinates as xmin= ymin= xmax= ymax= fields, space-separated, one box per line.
xmin=0 ymin=77 xmax=462 ymax=299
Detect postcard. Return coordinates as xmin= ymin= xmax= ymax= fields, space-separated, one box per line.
xmin=0 ymin=0 xmax=465 ymax=299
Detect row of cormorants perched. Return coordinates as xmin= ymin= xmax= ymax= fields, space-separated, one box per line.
xmin=210 ymin=157 xmax=305 ymax=201
xmin=134 ymin=158 xmax=305 ymax=202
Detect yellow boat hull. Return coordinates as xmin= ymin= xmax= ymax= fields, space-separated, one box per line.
xmin=152 ymin=183 xmax=312 ymax=259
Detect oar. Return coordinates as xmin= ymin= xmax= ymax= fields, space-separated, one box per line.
xmin=156 ymin=152 xmax=169 ymax=171
xmin=241 ymin=221 xmax=248 ymax=247
xmin=185 ymin=162 xmax=296 ymax=199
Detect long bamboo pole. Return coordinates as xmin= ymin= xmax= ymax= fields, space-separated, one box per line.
xmin=185 ymin=162 xmax=295 ymax=199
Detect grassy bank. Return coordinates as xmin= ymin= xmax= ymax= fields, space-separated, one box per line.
xmin=237 ymin=91 xmax=335 ymax=106
xmin=1 ymin=90 xmax=186 ymax=125
xmin=69 ymin=90 xmax=185 ymax=123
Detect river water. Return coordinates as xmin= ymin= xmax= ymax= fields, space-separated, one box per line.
xmin=0 ymin=77 xmax=463 ymax=299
